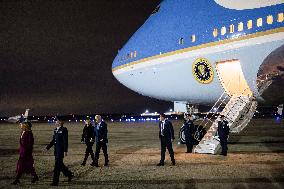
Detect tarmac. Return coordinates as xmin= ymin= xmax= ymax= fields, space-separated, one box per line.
xmin=0 ymin=118 xmax=283 ymax=188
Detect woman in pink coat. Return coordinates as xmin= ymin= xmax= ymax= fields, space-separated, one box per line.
xmin=12 ymin=122 xmax=39 ymax=185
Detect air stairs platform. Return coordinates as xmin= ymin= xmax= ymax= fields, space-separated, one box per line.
xmin=193 ymin=95 xmax=257 ymax=154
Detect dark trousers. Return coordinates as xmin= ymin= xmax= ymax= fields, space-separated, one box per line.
xmin=160 ymin=137 xmax=175 ymax=163
xmin=53 ymin=157 xmax=72 ymax=184
xmin=83 ymin=143 xmax=95 ymax=162
xmin=220 ymin=136 xmax=228 ymax=154
xmin=94 ymin=142 xmax=108 ymax=164
xmin=185 ymin=136 xmax=193 ymax=152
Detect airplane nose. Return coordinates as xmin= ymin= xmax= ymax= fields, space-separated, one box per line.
xmin=257 ymin=44 xmax=284 ymax=105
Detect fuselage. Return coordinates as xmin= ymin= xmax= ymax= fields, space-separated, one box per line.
xmin=112 ymin=0 xmax=284 ymax=105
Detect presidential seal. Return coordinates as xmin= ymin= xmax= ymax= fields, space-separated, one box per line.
xmin=192 ymin=58 xmax=214 ymax=84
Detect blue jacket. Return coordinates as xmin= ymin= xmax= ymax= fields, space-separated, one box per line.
xmin=46 ymin=126 xmax=68 ymax=158
xmin=94 ymin=121 xmax=108 ymax=143
xmin=159 ymin=120 xmax=175 ymax=142
xmin=184 ymin=120 xmax=194 ymax=139
xmin=217 ymin=120 xmax=230 ymax=139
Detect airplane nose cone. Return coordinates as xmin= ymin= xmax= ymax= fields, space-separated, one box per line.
xmin=257 ymin=44 xmax=284 ymax=105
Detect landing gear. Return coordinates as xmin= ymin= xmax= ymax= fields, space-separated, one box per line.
xmin=179 ymin=124 xmax=206 ymax=145
xmin=175 ymin=103 xmax=205 ymax=145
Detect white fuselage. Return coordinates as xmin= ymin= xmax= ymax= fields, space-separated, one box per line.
xmin=113 ymin=29 xmax=284 ymax=105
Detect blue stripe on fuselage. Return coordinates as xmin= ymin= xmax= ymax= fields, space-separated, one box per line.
xmin=112 ymin=0 xmax=284 ymax=69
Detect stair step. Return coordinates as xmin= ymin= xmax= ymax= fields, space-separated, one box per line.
xmin=195 ymin=95 xmax=256 ymax=155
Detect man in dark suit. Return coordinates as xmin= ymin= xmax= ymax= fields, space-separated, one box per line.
xmin=157 ymin=113 xmax=175 ymax=166
xmin=46 ymin=117 xmax=73 ymax=186
xmin=81 ymin=118 xmax=95 ymax=166
xmin=217 ymin=115 xmax=230 ymax=156
xmin=92 ymin=115 xmax=109 ymax=167
xmin=184 ymin=113 xmax=194 ymax=153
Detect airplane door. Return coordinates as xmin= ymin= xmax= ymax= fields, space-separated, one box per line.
xmin=216 ymin=59 xmax=253 ymax=97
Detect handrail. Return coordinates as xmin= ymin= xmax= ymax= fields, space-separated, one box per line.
xmin=203 ymin=95 xmax=228 ymax=129
xmin=193 ymin=77 xmax=234 ymax=141
xmin=224 ymin=86 xmax=251 ymax=119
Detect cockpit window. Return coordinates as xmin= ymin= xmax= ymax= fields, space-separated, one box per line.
xmin=151 ymin=5 xmax=160 ymax=15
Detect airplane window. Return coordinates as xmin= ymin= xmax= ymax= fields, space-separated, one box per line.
xmin=267 ymin=15 xmax=273 ymax=24
xmin=238 ymin=22 xmax=244 ymax=31
xmin=221 ymin=26 xmax=226 ymax=35
xmin=134 ymin=51 xmax=137 ymax=58
xmin=278 ymin=13 xmax=284 ymax=22
xmin=191 ymin=35 xmax=196 ymax=42
xmin=213 ymin=28 xmax=218 ymax=37
xmin=229 ymin=24 xmax=234 ymax=33
xmin=179 ymin=38 xmax=184 ymax=45
xmin=247 ymin=20 xmax=253 ymax=29
xmin=257 ymin=18 xmax=263 ymax=27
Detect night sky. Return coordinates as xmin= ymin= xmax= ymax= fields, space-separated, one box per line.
xmin=0 ymin=0 xmax=172 ymax=116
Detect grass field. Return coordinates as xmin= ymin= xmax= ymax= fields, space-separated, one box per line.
xmin=0 ymin=119 xmax=284 ymax=189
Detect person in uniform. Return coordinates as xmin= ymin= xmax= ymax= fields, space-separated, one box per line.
xmin=81 ymin=118 xmax=95 ymax=166
xmin=12 ymin=122 xmax=39 ymax=185
xmin=46 ymin=117 xmax=73 ymax=186
xmin=157 ymin=113 xmax=175 ymax=166
xmin=184 ymin=113 xmax=194 ymax=153
xmin=217 ymin=115 xmax=230 ymax=156
xmin=92 ymin=115 xmax=109 ymax=167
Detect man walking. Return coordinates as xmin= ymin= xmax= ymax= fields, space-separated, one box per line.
xmin=92 ymin=115 xmax=109 ymax=167
xmin=46 ymin=117 xmax=73 ymax=186
xmin=157 ymin=113 xmax=175 ymax=166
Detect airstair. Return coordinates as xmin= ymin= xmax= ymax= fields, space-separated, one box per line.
xmin=193 ymin=92 xmax=257 ymax=154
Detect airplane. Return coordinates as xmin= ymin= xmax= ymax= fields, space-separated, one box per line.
xmin=112 ymin=1 xmax=284 ymax=154
xmin=8 ymin=109 xmax=30 ymax=123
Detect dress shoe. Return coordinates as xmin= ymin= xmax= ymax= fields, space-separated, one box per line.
xmin=31 ymin=176 xmax=39 ymax=183
xmin=156 ymin=162 xmax=164 ymax=166
xmin=91 ymin=162 xmax=99 ymax=167
xmin=11 ymin=179 xmax=20 ymax=185
xmin=50 ymin=183 xmax=58 ymax=186
xmin=68 ymin=173 xmax=74 ymax=182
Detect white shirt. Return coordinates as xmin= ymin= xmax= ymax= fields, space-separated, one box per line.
xmin=96 ymin=122 xmax=101 ymax=130
xmin=161 ymin=121 xmax=165 ymax=135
